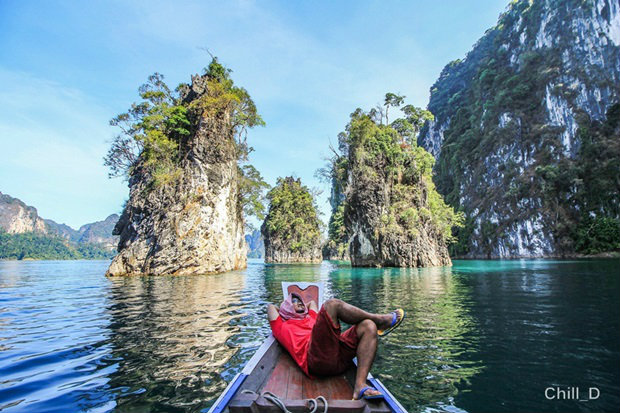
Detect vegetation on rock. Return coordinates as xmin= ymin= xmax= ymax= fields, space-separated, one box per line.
xmin=419 ymin=0 xmax=619 ymax=257
xmin=324 ymin=96 xmax=463 ymax=267
xmin=105 ymin=58 xmax=268 ymax=220
xmin=105 ymin=58 xmax=268 ymax=276
xmin=261 ymin=177 xmax=322 ymax=263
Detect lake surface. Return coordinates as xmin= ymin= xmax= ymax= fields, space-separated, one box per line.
xmin=0 ymin=259 xmax=618 ymax=413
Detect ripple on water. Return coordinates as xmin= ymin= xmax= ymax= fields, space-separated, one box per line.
xmin=0 ymin=259 xmax=619 ymax=412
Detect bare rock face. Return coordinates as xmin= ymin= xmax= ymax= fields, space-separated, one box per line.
xmin=106 ymin=74 xmax=247 ymax=276
xmin=263 ymin=245 xmax=322 ymax=264
xmin=345 ymin=152 xmax=451 ymax=268
xmin=418 ymin=0 xmax=620 ymax=258
xmin=0 ymin=192 xmax=48 ymax=234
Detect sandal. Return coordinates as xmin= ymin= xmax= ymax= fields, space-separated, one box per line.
xmin=377 ymin=309 xmax=405 ymax=337
xmin=354 ymin=386 xmax=384 ymax=400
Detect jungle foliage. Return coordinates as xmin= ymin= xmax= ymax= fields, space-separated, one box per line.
xmin=0 ymin=231 xmax=114 ymax=260
xmin=323 ymin=96 xmax=463 ymax=252
xmin=262 ymin=177 xmax=322 ymax=253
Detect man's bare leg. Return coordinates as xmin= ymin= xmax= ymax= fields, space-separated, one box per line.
xmin=322 ymin=299 xmax=401 ymax=399
xmin=322 ymin=298 xmax=394 ymax=330
xmin=353 ymin=319 xmax=380 ymax=399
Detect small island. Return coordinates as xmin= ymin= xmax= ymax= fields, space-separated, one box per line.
xmin=261 ymin=177 xmax=322 ymax=264
xmin=105 ymin=59 xmax=267 ymax=276
xmin=324 ymin=100 xmax=463 ymax=267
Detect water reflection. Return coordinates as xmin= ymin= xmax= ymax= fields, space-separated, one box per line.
xmin=0 ymin=259 xmax=617 ymax=413
xmin=323 ymin=265 xmax=482 ymax=412
xmin=105 ymin=271 xmax=245 ymax=412
xmin=453 ymin=259 xmax=620 ymax=413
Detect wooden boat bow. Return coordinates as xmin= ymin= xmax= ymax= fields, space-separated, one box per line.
xmin=208 ymin=282 xmax=408 ymax=413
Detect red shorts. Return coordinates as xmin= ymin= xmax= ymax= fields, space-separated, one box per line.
xmin=307 ymin=307 xmax=359 ymax=376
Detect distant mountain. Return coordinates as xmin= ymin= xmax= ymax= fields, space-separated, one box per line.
xmin=0 ymin=192 xmax=47 ymax=234
xmin=44 ymin=219 xmax=81 ymax=242
xmin=77 ymin=214 xmax=119 ymax=249
xmin=245 ymin=229 xmax=264 ymax=258
xmin=0 ymin=191 xmax=119 ymax=260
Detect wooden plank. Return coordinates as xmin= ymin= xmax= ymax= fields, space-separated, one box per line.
xmin=228 ymin=398 xmax=255 ymax=413
xmin=229 ymin=397 xmax=379 ymax=413
xmin=242 ymin=336 xmax=276 ymax=374
xmin=286 ymin=358 xmax=304 ymax=399
xmin=302 ymin=375 xmax=332 ymax=400
xmin=325 ymin=374 xmax=353 ymax=400
xmin=261 ymin=353 xmax=290 ymax=399
xmin=239 ymin=340 xmax=281 ymax=394
xmin=254 ymin=398 xmax=367 ymax=413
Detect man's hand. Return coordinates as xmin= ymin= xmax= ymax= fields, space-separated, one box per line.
xmin=307 ymin=300 xmax=318 ymax=312
xmin=267 ymin=304 xmax=279 ymax=321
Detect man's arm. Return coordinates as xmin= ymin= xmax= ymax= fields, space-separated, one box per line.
xmin=307 ymin=300 xmax=318 ymax=313
xmin=267 ymin=304 xmax=279 ymax=321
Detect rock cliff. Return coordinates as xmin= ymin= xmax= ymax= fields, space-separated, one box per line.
xmin=419 ymin=0 xmax=620 ymax=258
xmin=328 ymin=109 xmax=461 ymax=268
xmin=261 ymin=177 xmax=322 ymax=264
xmin=107 ymin=66 xmax=253 ymax=276
xmin=0 ymin=192 xmax=47 ymax=234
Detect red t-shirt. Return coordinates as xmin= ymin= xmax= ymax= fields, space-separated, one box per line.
xmin=269 ymin=309 xmax=317 ymax=375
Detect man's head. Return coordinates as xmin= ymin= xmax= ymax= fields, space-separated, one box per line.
xmin=292 ymin=294 xmax=306 ymax=313
xmin=278 ymin=293 xmax=308 ymax=321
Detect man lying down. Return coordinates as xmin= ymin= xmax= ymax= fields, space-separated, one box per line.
xmin=267 ymin=293 xmax=405 ymax=401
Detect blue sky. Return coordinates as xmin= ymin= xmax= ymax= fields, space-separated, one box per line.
xmin=0 ymin=0 xmax=508 ymax=229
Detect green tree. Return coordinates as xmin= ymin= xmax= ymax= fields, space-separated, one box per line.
xmin=190 ymin=58 xmax=265 ymax=161
xmin=400 ymin=105 xmax=434 ymax=142
xmin=105 ymin=58 xmax=268 ymax=221
xmin=239 ymin=164 xmax=270 ymax=227
xmin=384 ymin=92 xmax=405 ymax=125
xmin=0 ymin=230 xmax=114 ymax=260
xmin=104 ymin=73 xmax=190 ymax=183
xmin=323 ymin=101 xmax=463 ymax=253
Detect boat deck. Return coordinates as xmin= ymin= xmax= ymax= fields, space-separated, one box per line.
xmin=263 ymin=352 xmax=353 ymax=400
xmin=211 ymin=282 xmax=405 ymax=413
xmin=226 ymin=341 xmax=392 ymax=413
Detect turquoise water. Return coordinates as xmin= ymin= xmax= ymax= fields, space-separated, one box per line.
xmin=0 ymin=259 xmax=618 ymax=412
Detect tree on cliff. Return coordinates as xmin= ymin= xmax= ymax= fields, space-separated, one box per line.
xmin=386 ymin=96 xmax=434 ymax=144
xmin=384 ymin=92 xmax=405 ymax=125
xmin=261 ymin=177 xmax=322 ymax=263
xmin=104 ymin=58 xmax=269 ymax=276
xmin=324 ymin=98 xmax=463 ymax=267
xmin=104 ymin=72 xmax=190 ymax=184
xmin=104 ymin=58 xmax=268 ymax=221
